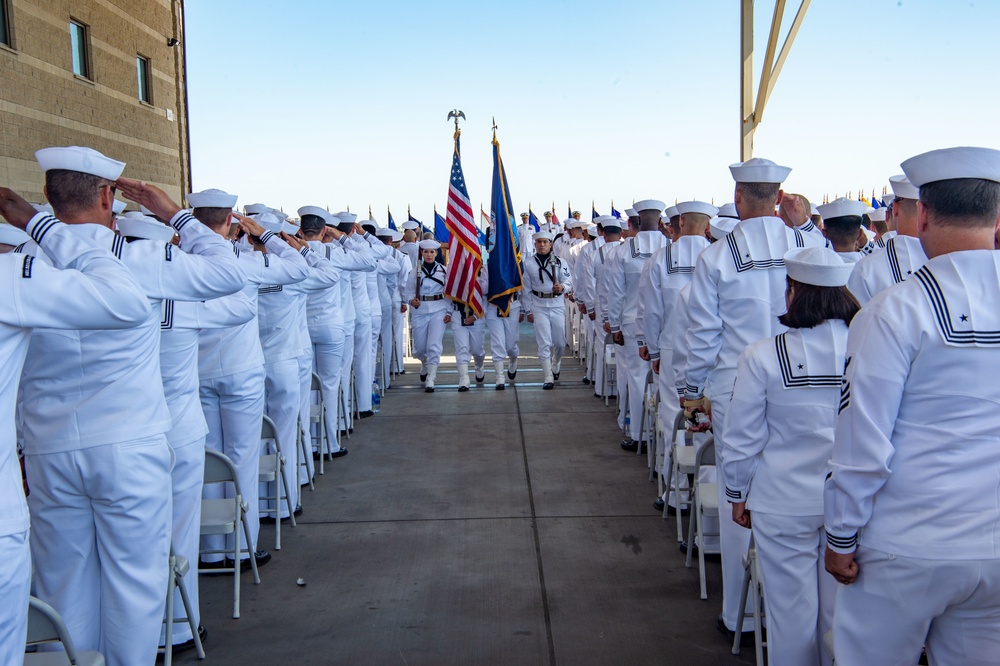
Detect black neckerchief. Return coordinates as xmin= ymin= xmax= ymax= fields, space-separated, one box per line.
xmin=534 ymin=252 xmax=557 ymax=285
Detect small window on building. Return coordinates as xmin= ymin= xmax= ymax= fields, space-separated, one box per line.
xmin=137 ymin=55 xmax=152 ymax=103
xmin=1 ymin=0 xmax=12 ymax=48
xmin=70 ymin=19 xmax=90 ymax=78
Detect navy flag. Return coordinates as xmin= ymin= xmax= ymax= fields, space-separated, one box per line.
xmin=611 ymin=205 xmax=622 ymax=219
xmin=486 ymin=130 xmax=523 ymax=315
xmin=592 ymin=203 xmax=599 ymax=221
xmin=528 ymin=209 xmax=540 ymax=232
xmin=387 ymin=208 xmax=396 ymax=230
xmin=434 ymin=207 xmax=451 ymax=243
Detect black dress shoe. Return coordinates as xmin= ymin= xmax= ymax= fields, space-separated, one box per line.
xmin=159 ymin=625 xmax=207 ymax=656
xmin=495 ymin=383 xmax=505 ymax=391
xmin=358 ymin=410 xmax=374 ymax=419
xmin=716 ymin=617 xmax=759 ymax=646
xmin=458 ymin=385 xmax=469 ymax=392
xmin=582 ymin=377 xmax=591 ymax=385
xmin=230 ymin=550 xmax=271 ymax=572
xmin=621 ymin=439 xmax=639 ymax=452
xmin=666 ymin=505 xmax=690 ymax=517
xmin=594 ymin=392 xmax=601 ymax=398
xmin=329 ymin=448 xmax=348 ymax=458
xmin=475 ymin=373 xmax=485 ymax=383
xmin=653 ymin=497 xmax=665 ymax=511
xmin=293 ymin=505 xmax=303 ymax=517
xmin=425 ymin=386 xmax=435 ymax=393
xmin=542 ymin=382 xmax=554 ymax=390
xmin=553 ymin=372 xmax=560 ymax=380
xmin=420 ymin=373 xmax=427 ymax=382
xmin=680 ymin=541 xmax=720 ymax=562
xmin=338 ymin=428 xmax=354 ymax=436
xmin=312 ymin=451 xmax=321 ymax=461
xmin=507 ymin=370 xmax=516 ymax=380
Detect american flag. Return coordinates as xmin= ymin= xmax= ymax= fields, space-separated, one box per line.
xmin=444 ymin=131 xmax=483 ymax=317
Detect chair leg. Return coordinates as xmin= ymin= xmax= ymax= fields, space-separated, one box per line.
xmin=274 ymin=456 xmax=282 ymax=551
xmin=298 ymin=422 xmax=314 ymax=492
xmin=662 ymin=447 xmax=675 ymax=521
xmin=241 ymin=511 xmax=261 ymax=585
xmin=282 ymin=459 xmax=296 ymax=527
xmin=697 ymin=502 xmax=708 ymax=600
xmin=165 ymin=557 xmax=175 ymax=666
xmin=733 ymin=554 xmax=752 ymax=655
xmin=175 ymin=570 xmax=205 ymax=659
xmin=686 ymin=491 xmax=697 ymax=569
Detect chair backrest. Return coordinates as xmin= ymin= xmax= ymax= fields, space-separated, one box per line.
xmin=261 ymin=414 xmax=278 ymax=442
xmin=311 ymin=371 xmax=322 ymax=392
xmin=695 ymin=436 xmax=716 ymax=470
xmin=27 ymin=597 xmax=80 ymax=664
xmin=204 ymin=449 xmax=239 ymax=486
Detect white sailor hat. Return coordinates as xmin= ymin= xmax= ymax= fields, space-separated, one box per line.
xmin=139 ymin=204 xmax=155 ymax=216
xmin=375 ymin=227 xmax=394 ymax=238
xmin=625 ymin=208 xmax=637 ymax=218
xmin=391 ymin=230 xmax=403 ymax=242
xmin=297 ymin=205 xmax=335 ymax=226
xmin=187 ymin=188 xmax=237 ymax=208
xmin=270 ymin=209 xmax=289 ymax=222
xmin=633 ymin=199 xmax=667 ymax=214
xmin=251 ymin=211 xmax=283 ymax=234
xmin=901 ymin=146 xmax=1000 ymax=188
xmin=729 ymin=157 xmax=792 ymax=184
xmin=121 ymin=210 xmax=144 ymax=218
xmin=586 ymin=224 xmax=599 ymax=237
xmin=401 ymin=220 xmax=420 ymax=231
xmin=601 ymin=216 xmax=623 ymax=230
xmin=888 ymin=175 xmax=919 ymax=200
xmin=817 ymin=197 xmax=868 ymax=219
xmin=31 ymin=203 xmax=54 ymax=214
xmin=709 ymin=216 xmax=739 ymax=240
xmin=116 ymin=214 xmax=177 ymax=242
xmin=594 ymin=215 xmax=616 ymax=225
xmin=418 ymin=239 xmax=441 ymax=250
xmin=244 ymin=203 xmax=269 ymax=215
xmin=867 ymin=207 xmax=887 ymax=222
xmin=664 ymin=206 xmax=679 ymax=218
xmin=35 ymin=146 xmax=126 ymax=180
xmin=533 ymin=231 xmax=555 ymax=242
xmin=112 ymin=199 xmax=127 ymax=215
xmin=336 ymin=212 xmax=358 ymax=224
xmin=882 ymin=192 xmax=896 ymax=206
xmin=283 ymin=219 xmax=301 ymax=234
xmin=784 ymin=247 xmax=852 ymax=287
xmin=717 ymin=202 xmax=738 ymax=218
xmin=0 ymin=224 xmax=31 ymax=246
xmin=676 ymin=200 xmax=719 ymax=217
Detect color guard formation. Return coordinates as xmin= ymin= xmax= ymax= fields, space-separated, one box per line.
xmin=3 ymin=143 xmax=1000 ymax=665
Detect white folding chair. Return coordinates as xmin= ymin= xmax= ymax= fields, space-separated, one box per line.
xmin=296 ymin=416 xmax=314 ymax=493
xmin=733 ymin=532 xmax=767 ymax=664
xmin=308 ymin=372 xmax=329 ymax=476
xmin=662 ymin=411 xmax=698 ymax=542
xmin=638 ymin=369 xmax=657 ymax=460
xmin=259 ymin=414 xmax=296 ymax=551
xmin=25 ymin=596 xmax=106 ymax=665
xmin=199 ymin=449 xmax=260 ymax=619
xmin=163 ymin=546 xmax=205 ymax=665
xmin=601 ymin=332 xmax=618 ymax=406
xmin=685 ymin=436 xmax=720 ymax=600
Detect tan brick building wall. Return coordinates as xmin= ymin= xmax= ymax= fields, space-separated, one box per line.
xmin=0 ymin=0 xmax=190 ymax=204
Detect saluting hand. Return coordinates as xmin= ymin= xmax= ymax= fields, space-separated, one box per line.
xmin=234 ymin=213 xmax=266 ymax=238
xmin=0 ymin=187 xmax=40 ymax=229
xmin=115 ymin=177 xmax=182 ymax=221
xmin=281 ymin=232 xmax=305 ymax=250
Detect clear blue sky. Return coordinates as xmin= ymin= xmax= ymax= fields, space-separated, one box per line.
xmin=184 ymin=0 xmax=1000 ymax=221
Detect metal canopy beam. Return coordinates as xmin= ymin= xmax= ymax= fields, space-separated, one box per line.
xmin=740 ymin=0 xmax=812 ymax=161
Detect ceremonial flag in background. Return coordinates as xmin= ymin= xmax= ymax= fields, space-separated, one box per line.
xmin=434 ymin=207 xmax=451 ymax=243
xmin=387 ymin=208 xmax=396 ymax=230
xmin=443 ymin=129 xmax=483 ymax=316
xmin=409 ymin=210 xmax=432 ymax=236
xmin=486 ymin=130 xmax=522 ymax=315
xmin=567 ymin=203 xmax=573 ymax=220
xmin=551 ymin=206 xmax=559 ymax=226
xmin=528 ymin=209 xmax=540 ymax=232
xmin=611 ymin=205 xmax=622 ymax=219
xmin=592 ymin=203 xmax=599 ymax=220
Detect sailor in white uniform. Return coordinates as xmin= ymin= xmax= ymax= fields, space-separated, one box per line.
xmin=573 ymin=219 xmax=608 ymax=386
xmin=358 ymin=221 xmax=396 ymax=400
xmin=0 ymin=190 xmax=150 ymax=666
xmin=191 ymin=195 xmax=308 ymax=567
xmin=608 ymin=199 xmax=668 ymax=450
xmin=114 ymin=188 xmax=247 ymax=650
xmin=404 ymin=239 xmax=451 ymax=391
xmin=300 ymin=207 xmax=376 ymax=458
xmin=484 ymin=233 xmax=524 ymax=390
xmin=399 ymin=221 xmax=420 ymax=270
xmin=683 ymin=158 xmax=825 ymax=636
xmin=523 ymin=230 xmax=573 ymax=389
xmin=517 ymin=212 xmax=535 ymax=258
xmin=825 ymin=147 xmax=1000 ymax=664
xmin=335 ymin=213 xmax=378 ymax=419
xmin=588 ymin=217 xmax=625 ymax=397
xmin=847 ymin=175 xmax=928 ymax=305
xmin=388 ymin=230 xmax=410 ymax=375
xmin=376 ymin=228 xmax=410 ymax=388
xmin=816 ymin=198 xmax=867 ymax=264
xmin=19 ymin=148 xmax=242 ymax=666
xmin=448 ymin=266 xmax=489 ymax=391
xmin=637 ymin=201 xmax=713 ymax=500
xmin=723 ymin=247 xmax=857 ymax=666
xmin=602 ymin=213 xmax=635 ymax=429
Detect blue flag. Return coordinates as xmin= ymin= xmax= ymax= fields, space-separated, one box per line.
xmin=434 ymin=210 xmax=451 ymax=243
xmin=611 ymin=205 xmax=621 ymax=219
xmin=387 ymin=210 xmax=396 ymax=230
xmin=528 ymin=209 xmax=540 ymax=232
xmin=409 ymin=212 xmax=432 ymax=236
xmin=486 ymin=133 xmax=522 ymax=314
xmin=567 ymin=204 xmax=573 ymax=220
xmin=592 ymin=204 xmax=599 ymax=221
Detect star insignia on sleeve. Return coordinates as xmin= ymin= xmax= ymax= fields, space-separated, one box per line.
xmin=960 ymin=314 xmax=969 ymax=322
